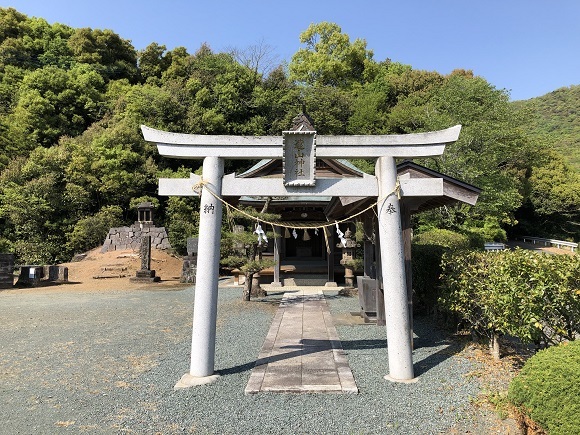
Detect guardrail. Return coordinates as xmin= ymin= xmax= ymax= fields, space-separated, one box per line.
xmin=484 ymin=242 xmax=507 ymax=251
xmin=520 ymin=236 xmax=578 ymax=253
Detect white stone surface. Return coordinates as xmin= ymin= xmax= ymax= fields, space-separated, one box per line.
xmin=376 ymin=156 xmax=415 ymax=381
xmin=174 ymin=373 xmax=220 ymax=389
xmin=143 ymin=125 xmax=460 ymax=160
xmin=189 ymin=156 xmax=224 ymax=378
xmin=159 ymin=173 xmax=443 ymax=198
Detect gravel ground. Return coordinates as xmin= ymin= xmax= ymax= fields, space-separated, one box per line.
xmin=1 ymin=283 xmax=490 ymax=434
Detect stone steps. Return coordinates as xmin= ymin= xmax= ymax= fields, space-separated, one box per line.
xmin=92 ymin=264 xmax=129 ymax=279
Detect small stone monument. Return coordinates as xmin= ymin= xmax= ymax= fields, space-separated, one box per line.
xmin=15 ymin=265 xmax=44 ymax=287
xmin=181 ymin=237 xmax=198 ymax=283
xmin=130 ymin=235 xmax=160 ymax=283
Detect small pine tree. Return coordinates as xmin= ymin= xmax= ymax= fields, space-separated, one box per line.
xmin=220 ymin=203 xmax=280 ymax=301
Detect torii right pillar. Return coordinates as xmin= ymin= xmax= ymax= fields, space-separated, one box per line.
xmin=376 ymin=156 xmax=415 ymax=382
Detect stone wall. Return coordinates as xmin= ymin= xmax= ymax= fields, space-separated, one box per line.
xmin=101 ymin=224 xmax=171 ymax=253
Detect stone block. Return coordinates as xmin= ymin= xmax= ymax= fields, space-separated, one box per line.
xmin=102 ymin=225 xmax=171 ymax=253
xmin=16 ymin=266 xmax=43 ymax=287
xmin=187 ymin=237 xmax=199 ymax=256
xmin=0 ymin=253 xmax=14 ymax=289
xmin=130 ymin=269 xmax=160 ymax=283
xmin=45 ymin=265 xmax=68 ymax=282
xmin=181 ymin=255 xmax=197 ymax=283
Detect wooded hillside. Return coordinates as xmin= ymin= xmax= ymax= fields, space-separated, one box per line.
xmin=513 ymin=85 xmax=580 ymax=172
xmin=0 ymin=9 xmax=578 ymax=264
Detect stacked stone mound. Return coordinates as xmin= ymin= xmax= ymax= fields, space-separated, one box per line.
xmin=101 ymin=224 xmax=171 ymax=253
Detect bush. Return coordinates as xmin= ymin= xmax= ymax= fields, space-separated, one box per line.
xmin=465 ymin=217 xmax=508 ymax=243
xmin=508 ymin=341 xmax=580 ymax=435
xmin=67 ymin=205 xmax=123 ymax=254
xmin=412 ymin=229 xmax=470 ymax=314
xmin=413 ymin=228 xmax=471 ymax=250
xmin=165 ymin=197 xmax=200 ymax=255
xmin=0 ymin=238 xmax=11 ymax=253
xmin=12 ymin=236 xmax=69 ymax=265
xmin=439 ymin=249 xmax=580 ymax=354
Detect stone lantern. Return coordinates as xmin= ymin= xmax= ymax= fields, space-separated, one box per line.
xmin=137 ymin=202 xmax=154 ymax=226
xmin=337 ymin=227 xmax=359 ymax=288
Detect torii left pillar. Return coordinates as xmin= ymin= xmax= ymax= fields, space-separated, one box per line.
xmin=175 ymin=156 xmax=224 ymax=388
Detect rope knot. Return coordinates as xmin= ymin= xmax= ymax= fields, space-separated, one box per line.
xmin=192 ymin=179 xmax=208 ymax=195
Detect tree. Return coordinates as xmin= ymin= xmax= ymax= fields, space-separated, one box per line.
xmin=230 ymin=39 xmax=279 ymax=84
xmin=138 ymin=43 xmax=172 ymax=83
xmin=0 ymin=146 xmax=75 ymax=263
xmin=67 ymin=27 xmax=138 ymax=82
xmin=393 ymin=71 xmax=537 ymax=234
xmin=289 ymin=22 xmax=376 ymax=88
xmin=518 ymin=152 xmax=580 ymax=240
xmin=220 ymin=204 xmax=280 ymax=301
xmin=8 ymin=64 xmax=105 ymax=147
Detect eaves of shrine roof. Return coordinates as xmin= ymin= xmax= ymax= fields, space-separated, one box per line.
xmin=239 ymin=195 xmax=332 ymax=204
xmin=324 ymin=160 xmax=482 ymax=219
xmin=396 ymin=160 xmax=481 ymax=195
xmin=238 ymin=158 xmax=366 ymax=179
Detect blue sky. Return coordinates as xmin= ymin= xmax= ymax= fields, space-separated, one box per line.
xmin=5 ymin=0 xmax=579 ymax=101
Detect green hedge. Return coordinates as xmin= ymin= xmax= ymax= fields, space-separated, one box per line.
xmin=508 ymin=341 xmax=580 ymax=435
xmin=412 ymin=229 xmax=471 ymax=314
xmin=439 ymin=249 xmax=580 ymax=348
xmin=412 ymin=228 xmax=471 ymax=250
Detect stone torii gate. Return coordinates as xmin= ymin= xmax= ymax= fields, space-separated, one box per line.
xmin=141 ymin=123 xmax=462 ymax=386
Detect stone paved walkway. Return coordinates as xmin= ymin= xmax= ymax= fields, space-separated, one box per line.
xmin=245 ymin=288 xmax=358 ymax=394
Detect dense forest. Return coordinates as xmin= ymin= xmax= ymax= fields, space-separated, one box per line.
xmin=513 ymin=85 xmax=580 ymax=171
xmin=0 ymin=8 xmax=578 ymax=264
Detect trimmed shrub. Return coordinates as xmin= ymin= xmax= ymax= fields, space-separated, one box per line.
xmin=508 ymin=341 xmax=580 ymax=435
xmin=412 ymin=229 xmax=470 ymax=314
xmin=439 ymin=249 xmax=580 ymax=354
xmin=465 ymin=217 xmax=508 ymax=243
xmin=413 ymin=228 xmax=471 ymax=250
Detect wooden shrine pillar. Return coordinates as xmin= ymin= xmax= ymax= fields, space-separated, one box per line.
xmin=326 ymin=228 xmax=337 ymax=286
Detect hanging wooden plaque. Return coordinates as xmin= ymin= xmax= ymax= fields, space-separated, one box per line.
xmin=282 ymin=131 xmax=316 ymax=186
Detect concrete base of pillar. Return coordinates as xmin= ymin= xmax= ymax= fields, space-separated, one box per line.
xmin=269 ymin=281 xmax=283 ymax=287
xmin=325 ymin=282 xmax=338 ymax=287
xmin=130 ymin=269 xmax=160 ymax=283
xmin=384 ymin=374 xmax=419 ymax=384
xmin=174 ymin=373 xmax=221 ymax=389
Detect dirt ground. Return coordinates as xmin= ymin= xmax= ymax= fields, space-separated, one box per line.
xmin=507 ymin=240 xmax=577 ymax=256
xmin=7 ymin=247 xmax=189 ymax=294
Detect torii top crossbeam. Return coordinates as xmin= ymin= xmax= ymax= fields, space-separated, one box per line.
xmin=141 ymin=125 xmax=461 ymax=159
